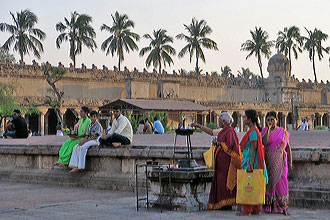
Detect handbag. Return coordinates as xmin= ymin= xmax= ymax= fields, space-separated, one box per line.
xmin=236 ymin=169 xmax=266 ymax=205
xmin=203 ymin=145 xmax=215 ymax=169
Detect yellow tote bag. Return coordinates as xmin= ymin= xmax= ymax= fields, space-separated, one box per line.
xmin=203 ymin=145 xmax=215 ymax=169
xmin=236 ymin=169 xmax=266 ymax=205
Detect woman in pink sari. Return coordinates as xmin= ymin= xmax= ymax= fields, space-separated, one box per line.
xmin=262 ymin=111 xmax=292 ymax=215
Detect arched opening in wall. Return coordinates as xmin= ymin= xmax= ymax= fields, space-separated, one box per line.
xmin=287 ymin=112 xmax=293 ymax=130
xmin=63 ymin=109 xmax=77 ymax=130
xmin=232 ymin=112 xmax=238 ymax=127
xmin=206 ymin=112 xmax=211 ymax=124
xmin=197 ymin=113 xmax=203 ymax=125
xmin=278 ymin=112 xmax=283 ymax=128
xmin=322 ymin=113 xmax=328 ymax=128
xmin=45 ymin=109 xmax=58 ymax=135
xmin=314 ymin=113 xmax=321 ymax=128
xmin=211 ymin=111 xmax=217 ymax=123
xmin=321 ymin=88 xmax=329 ymax=105
xmin=26 ymin=113 xmax=39 ymax=133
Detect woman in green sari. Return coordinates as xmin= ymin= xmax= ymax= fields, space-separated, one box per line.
xmin=55 ymin=106 xmax=91 ymax=166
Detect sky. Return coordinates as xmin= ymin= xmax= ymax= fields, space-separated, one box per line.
xmin=1 ymin=0 xmax=330 ymax=81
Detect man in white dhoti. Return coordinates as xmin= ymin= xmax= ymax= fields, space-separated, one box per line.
xmin=69 ymin=110 xmax=103 ymax=173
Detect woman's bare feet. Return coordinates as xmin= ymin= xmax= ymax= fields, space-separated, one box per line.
xmin=283 ymin=210 xmax=289 ymax=216
xmin=69 ymin=168 xmax=80 ymax=173
xmin=112 ymin=142 xmax=121 ymax=148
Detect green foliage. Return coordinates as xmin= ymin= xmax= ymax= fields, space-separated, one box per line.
xmin=302 ymin=27 xmax=330 ymax=82
xmin=220 ymin=65 xmax=233 ymax=77
xmin=206 ymin=122 xmax=219 ymax=130
xmin=241 ymin=27 xmax=274 ymax=78
xmin=176 ymin=18 xmax=218 ymax=74
xmin=0 ymin=9 xmax=46 ymax=63
xmin=124 ymin=110 xmax=172 ymax=134
xmin=22 ymin=104 xmax=41 ymax=115
xmin=237 ymin=67 xmax=255 ymax=79
xmin=139 ymin=29 xmax=176 ymax=74
xmin=100 ymin=11 xmax=140 ymax=71
xmin=0 ymin=83 xmax=19 ymax=119
xmin=315 ymin=125 xmax=327 ymax=130
xmin=276 ymin=26 xmax=303 ymax=75
xmin=56 ymin=11 xmax=97 ymax=68
xmin=0 ymin=46 xmax=15 ymax=63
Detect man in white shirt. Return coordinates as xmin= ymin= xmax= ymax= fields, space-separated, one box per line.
xmin=298 ymin=118 xmax=309 ymax=130
xmin=99 ymin=105 xmax=133 ymax=147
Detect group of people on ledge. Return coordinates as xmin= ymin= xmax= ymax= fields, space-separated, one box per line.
xmin=54 ymin=105 xmax=133 ymax=173
xmin=136 ymin=117 xmax=164 ymax=134
xmin=192 ymin=110 xmax=292 ymax=216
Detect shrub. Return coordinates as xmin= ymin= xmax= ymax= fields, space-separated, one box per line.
xmin=315 ymin=125 xmax=327 ymax=130
xmin=206 ymin=122 xmax=219 ymax=130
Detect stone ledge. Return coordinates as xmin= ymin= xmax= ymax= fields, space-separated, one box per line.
xmin=0 ymin=145 xmax=329 ymax=162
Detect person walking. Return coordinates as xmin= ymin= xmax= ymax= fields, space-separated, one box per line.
xmin=239 ymin=109 xmax=268 ymax=215
xmin=262 ymin=111 xmax=292 ymax=215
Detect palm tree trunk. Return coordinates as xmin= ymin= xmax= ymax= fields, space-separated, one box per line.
xmin=288 ymin=50 xmax=292 ymax=76
xmin=312 ymin=51 xmax=317 ymax=82
xmin=118 ymin=56 xmax=121 ymax=72
xmin=257 ymin=55 xmax=264 ymax=78
xmin=20 ymin=51 xmax=24 ymax=65
xmin=159 ymin=56 xmax=162 ymax=74
xmin=195 ymin=52 xmax=199 ymax=75
xmin=73 ymin=55 xmax=76 ymax=69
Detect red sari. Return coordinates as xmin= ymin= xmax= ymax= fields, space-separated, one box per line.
xmin=208 ymin=126 xmax=241 ymax=209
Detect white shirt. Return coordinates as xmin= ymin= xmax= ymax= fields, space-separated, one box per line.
xmin=109 ymin=114 xmax=133 ymax=142
xmin=300 ymin=121 xmax=309 ymax=130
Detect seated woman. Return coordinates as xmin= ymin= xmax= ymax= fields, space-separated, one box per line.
xmin=143 ymin=118 xmax=153 ymax=134
xmin=192 ymin=112 xmax=241 ymax=210
xmin=55 ymin=106 xmax=91 ymax=167
xmin=262 ymin=111 xmax=292 ymax=215
xmin=136 ymin=120 xmax=145 ymax=134
xmin=69 ymin=110 xmax=102 ymax=173
xmin=239 ymin=109 xmax=268 ymax=215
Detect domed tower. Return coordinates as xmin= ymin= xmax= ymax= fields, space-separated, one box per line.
xmin=267 ymin=53 xmax=291 ymax=78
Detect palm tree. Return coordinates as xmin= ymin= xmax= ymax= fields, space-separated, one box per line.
xmin=100 ymin=11 xmax=140 ymax=71
xmin=0 ymin=9 xmax=46 ymax=64
xmin=139 ymin=29 xmax=176 ymax=74
xmin=176 ymin=18 xmax=218 ymax=74
xmin=241 ymin=27 xmax=273 ymax=78
xmin=302 ymin=28 xmax=329 ymax=82
xmin=276 ymin=26 xmax=303 ymax=76
xmin=55 ymin=11 xmax=97 ymax=69
xmin=237 ymin=67 xmax=254 ymax=79
xmin=220 ymin=65 xmax=232 ymax=77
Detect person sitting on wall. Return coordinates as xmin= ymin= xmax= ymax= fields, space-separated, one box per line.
xmin=3 ymin=109 xmax=28 ymax=139
xmin=99 ymin=105 xmax=133 ymax=148
xmin=153 ymin=117 xmax=164 ymax=134
xmin=143 ymin=118 xmax=153 ymax=134
xmin=136 ymin=120 xmax=145 ymax=134
xmin=69 ymin=110 xmax=103 ymax=173
xmin=297 ymin=118 xmax=309 ymax=130
xmin=56 ymin=124 xmax=63 ymax=136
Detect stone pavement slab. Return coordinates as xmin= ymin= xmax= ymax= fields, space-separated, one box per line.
xmin=0 ymin=181 xmax=328 ymax=220
xmin=0 ymin=130 xmax=329 ymax=147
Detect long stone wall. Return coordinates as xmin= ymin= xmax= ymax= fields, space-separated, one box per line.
xmin=0 ymin=143 xmax=329 ymax=209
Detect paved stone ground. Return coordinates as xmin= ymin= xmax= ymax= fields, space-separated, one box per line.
xmin=0 ymin=181 xmax=329 ymax=220
xmin=0 ymin=130 xmax=329 ymax=147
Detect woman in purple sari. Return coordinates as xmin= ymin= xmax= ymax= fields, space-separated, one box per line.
xmin=262 ymin=111 xmax=292 ymax=215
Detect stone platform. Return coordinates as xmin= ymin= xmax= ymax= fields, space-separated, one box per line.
xmin=0 ymin=131 xmax=329 ymax=210
xmin=2 ymin=181 xmax=330 ymax=220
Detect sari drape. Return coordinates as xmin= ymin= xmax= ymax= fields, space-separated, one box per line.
xmin=239 ymin=127 xmax=268 ymax=214
xmin=57 ymin=117 xmax=91 ymax=164
xmin=261 ymin=127 xmax=290 ymax=213
xmin=208 ymin=126 xmax=241 ymax=210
